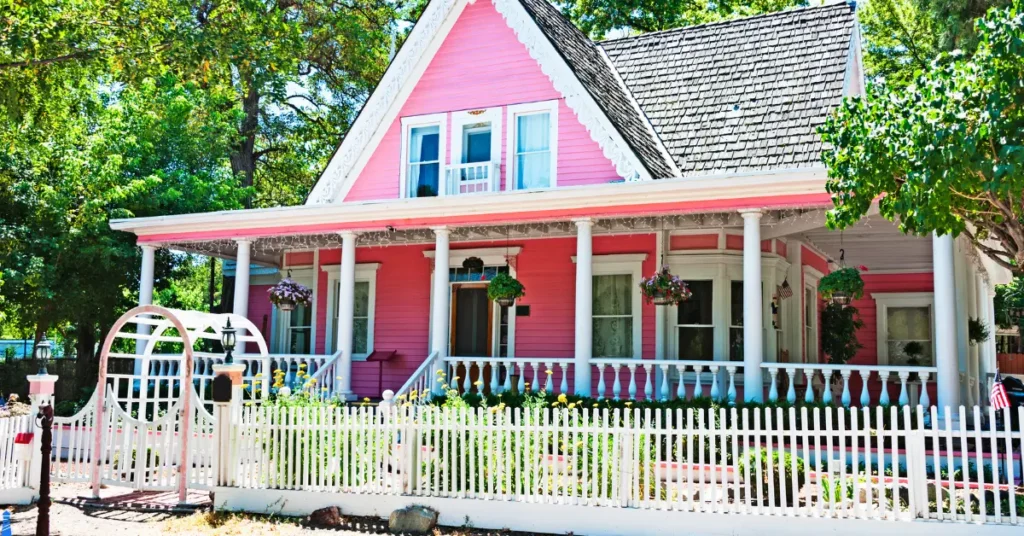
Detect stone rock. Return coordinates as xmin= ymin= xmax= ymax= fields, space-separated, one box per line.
xmin=308 ymin=506 xmax=343 ymax=528
xmin=389 ymin=505 xmax=439 ymax=534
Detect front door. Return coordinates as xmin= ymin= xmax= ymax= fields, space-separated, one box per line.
xmin=451 ymin=285 xmax=492 ymax=357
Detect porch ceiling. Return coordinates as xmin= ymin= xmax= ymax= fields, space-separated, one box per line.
xmin=801 ymin=215 xmax=933 ymax=273
xmin=162 ymin=209 xmax=823 ymax=266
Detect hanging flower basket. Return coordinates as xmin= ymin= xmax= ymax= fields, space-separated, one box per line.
xmin=818 ymin=266 xmax=865 ymax=307
xmin=268 ymin=278 xmax=313 ymax=312
xmin=488 ymin=272 xmax=525 ymax=307
xmin=640 ymin=266 xmax=692 ymax=306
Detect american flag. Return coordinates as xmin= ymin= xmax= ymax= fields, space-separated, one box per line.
xmin=991 ymin=372 xmax=1011 ymax=411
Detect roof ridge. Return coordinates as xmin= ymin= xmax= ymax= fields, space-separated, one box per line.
xmin=598 ymin=1 xmax=854 ymax=45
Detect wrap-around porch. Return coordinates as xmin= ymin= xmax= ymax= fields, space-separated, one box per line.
xmin=137 ymin=208 xmax=1000 ymax=411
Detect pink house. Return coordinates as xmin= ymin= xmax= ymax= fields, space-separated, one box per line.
xmin=110 ymin=0 xmax=1010 ymax=408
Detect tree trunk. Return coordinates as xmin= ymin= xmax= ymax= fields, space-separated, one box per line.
xmin=75 ymin=321 xmax=99 ymax=387
xmin=230 ymin=77 xmax=260 ymax=209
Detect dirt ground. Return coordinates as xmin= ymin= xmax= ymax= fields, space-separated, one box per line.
xmin=2 ymin=483 xmax=554 ymax=536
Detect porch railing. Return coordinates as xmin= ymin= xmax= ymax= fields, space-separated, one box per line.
xmin=763 ymin=363 xmax=939 ymax=407
xmin=395 ymin=350 xmax=440 ymax=405
xmin=445 ymin=161 xmax=499 ymax=195
xmin=436 ymin=357 xmax=938 ymax=408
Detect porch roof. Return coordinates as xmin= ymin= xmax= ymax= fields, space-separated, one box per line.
xmin=110 ymin=167 xmax=829 ymax=265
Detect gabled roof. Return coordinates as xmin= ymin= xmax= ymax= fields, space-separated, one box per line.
xmin=518 ymin=0 xmax=679 ymax=179
xmin=600 ymin=2 xmax=858 ymax=176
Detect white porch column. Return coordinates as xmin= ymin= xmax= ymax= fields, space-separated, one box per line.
xmin=232 ymin=239 xmax=252 ymax=318
xmin=932 ymin=233 xmax=960 ymax=409
xmin=975 ymin=275 xmax=992 ymax=394
xmin=430 ymin=228 xmax=451 ymax=391
xmin=967 ymin=266 xmax=980 ymax=406
xmin=136 ymin=244 xmax=157 ymax=356
xmin=335 ymin=231 xmax=358 ymax=399
xmin=654 ymin=231 xmax=667 ymax=387
xmin=741 ymin=210 xmax=764 ymax=402
xmin=987 ymin=285 xmax=998 ymax=377
xmin=574 ymin=218 xmax=594 ymax=397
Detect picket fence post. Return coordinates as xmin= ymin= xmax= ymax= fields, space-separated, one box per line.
xmin=904 ymin=408 xmax=929 ymax=520
xmin=212 ymin=364 xmax=245 ymax=488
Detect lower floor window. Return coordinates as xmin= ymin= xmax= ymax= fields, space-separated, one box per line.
xmin=330 ymin=280 xmax=372 ymax=355
xmin=592 ymin=274 xmax=633 ymax=358
xmin=886 ymin=306 xmax=933 ymax=366
xmin=677 ymin=280 xmax=714 ymax=360
xmin=287 ymin=304 xmax=312 ymax=354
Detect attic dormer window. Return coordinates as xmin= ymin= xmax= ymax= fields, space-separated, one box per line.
xmin=401 ymin=113 xmax=447 ymax=198
xmin=508 ymin=100 xmax=558 ymax=191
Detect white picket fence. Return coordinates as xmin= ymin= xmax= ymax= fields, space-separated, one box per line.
xmin=0 ymin=414 xmax=33 ymax=490
xmin=224 ymin=404 xmax=1023 ymax=526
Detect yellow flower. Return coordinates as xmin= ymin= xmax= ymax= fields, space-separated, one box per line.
xmin=402 ymin=402 xmax=412 ymax=408
xmin=452 ymin=376 xmax=460 ymax=382
xmin=299 ymin=363 xmax=307 ymax=369
xmin=245 ymin=401 xmax=254 ymax=407
xmin=557 ymin=394 xmax=568 ymax=404
xmin=593 ymin=403 xmax=599 ymax=408
xmin=436 ymin=370 xmax=445 ymax=376
xmin=242 ymin=383 xmax=250 ymax=389
xmin=545 ymin=370 xmax=554 ymax=376
xmin=474 ymin=380 xmax=483 ymax=387
xmin=308 ymin=378 xmax=317 ymax=384
xmin=336 ymin=376 xmax=343 ymax=380
xmin=625 ymin=402 xmax=633 ymax=407
xmin=397 ymin=394 xmax=407 ymax=400
xmin=489 ymin=407 xmax=499 ymax=413
xmin=363 ymin=397 xmax=371 ymax=402
xmin=322 ymin=387 xmax=328 ymax=391
xmin=254 ymin=373 xmax=264 ymax=378
xmin=551 ymin=401 xmax=559 ymax=407
xmin=568 ymin=403 xmax=576 ymax=409
xmin=409 ymin=393 xmax=418 ymax=401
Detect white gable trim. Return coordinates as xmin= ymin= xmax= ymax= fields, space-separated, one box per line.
xmin=491 ymin=0 xmax=652 ymax=181
xmin=306 ymin=0 xmax=656 ymax=205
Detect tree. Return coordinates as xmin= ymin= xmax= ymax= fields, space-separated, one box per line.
xmin=858 ymin=0 xmax=1012 ymax=88
xmin=819 ymin=2 xmax=1024 ymax=273
xmin=556 ymin=0 xmax=808 ymax=39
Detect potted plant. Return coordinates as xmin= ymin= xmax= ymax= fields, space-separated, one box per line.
xmin=268 ymin=277 xmax=313 ymax=312
xmin=968 ymin=317 xmax=990 ymax=346
xmin=488 ymin=272 xmax=525 ymax=307
xmin=818 ymin=266 xmax=866 ymax=307
xmin=640 ymin=266 xmax=692 ymax=306
xmin=902 ymin=341 xmax=925 ymax=382
xmin=820 ymin=301 xmax=863 ymax=401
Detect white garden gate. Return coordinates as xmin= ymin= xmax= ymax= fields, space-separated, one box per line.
xmin=48 ymin=305 xmax=266 ymax=503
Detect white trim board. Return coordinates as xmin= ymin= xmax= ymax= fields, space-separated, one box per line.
xmin=322 ymin=263 xmax=381 ymax=360
xmin=305 ymin=0 xmax=669 ymax=204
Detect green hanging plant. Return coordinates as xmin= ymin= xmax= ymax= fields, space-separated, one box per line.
xmin=488 ymin=272 xmax=525 ymax=306
xmin=968 ymin=317 xmax=990 ymax=345
xmin=818 ymin=266 xmax=866 ymax=306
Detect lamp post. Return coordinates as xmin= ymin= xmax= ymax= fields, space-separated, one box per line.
xmin=35 ymin=336 xmax=51 ymax=376
xmin=221 ymin=318 xmax=237 ymax=365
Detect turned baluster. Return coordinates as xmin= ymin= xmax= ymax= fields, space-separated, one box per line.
xmin=786 ymin=368 xmax=797 ymax=405
xmin=767 ymin=366 xmax=779 ymax=403
xmin=897 ymin=371 xmax=910 ymax=407
xmin=725 ymin=366 xmax=737 ymax=405
xmin=707 ymin=365 xmax=718 ymax=400
xmin=643 ymin=363 xmax=654 ymax=400
xmin=918 ymin=372 xmax=931 ymax=407
xmin=530 ymin=362 xmax=540 ymax=393
xmin=840 ymin=370 xmax=853 ymax=408
xmin=596 ymin=363 xmax=607 ymax=400
xmin=859 ymin=370 xmax=871 ymax=407
xmin=659 ymin=364 xmax=670 ymax=402
xmin=676 ymin=365 xmax=687 ymax=400
xmin=804 ymin=369 xmax=815 ymax=404
xmin=822 ymin=369 xmax=833 ymax=406
xmin=627 ymin=365 xmax=638 ymax=399
xmin=879 ymin=371 xmax=891 ymax=406
xmin=502 ymin=362 xmax=513 ymax=393
xmin=558 ymin=363 xmax=569 ymax=395
xmin=612 ymin=364 xmax=622 ymax=400
xmin=544 ymin=362 xmax=555 ymax=393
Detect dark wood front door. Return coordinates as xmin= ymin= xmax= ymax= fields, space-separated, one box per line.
xmin=451 ymin=285 xmax=492 ymax=357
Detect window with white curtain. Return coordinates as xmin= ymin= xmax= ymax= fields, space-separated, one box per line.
xmin=804 ymin=286 xmax=817 ymax=363
xmin=401 ymin=114 xmax=446 ymax=199
xmin=874 ymin=292 xmax=935 ymax=366
xmin=508 ymin=100 xmax=558 ymax=190
xmin=677 ymin=280 xmax=714 ymax=360
xmin=593 ymin=274 xmax=633 ymax=358
xmin=329 ymin=281 xmax=372 ymax=355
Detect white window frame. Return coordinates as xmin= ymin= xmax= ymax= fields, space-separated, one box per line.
xmin=399 ymin=113 xmax=447 ymax=199
xmin=506 ymin=100 xmax=559 ymax=191
xmin=873 ymin=292 xmax=935 ymax=365
xmin=451 ymin=108 xmax=502 ymax=166
xmin=272 ymin=266 xmax=316 ymax=354
xmin=803 ymin=265 xmax=822 ymax=364
xmin=572 ymin=254 xmax=645 ymax=359
xmin=323 ymin=263 xmax=380 ymax=361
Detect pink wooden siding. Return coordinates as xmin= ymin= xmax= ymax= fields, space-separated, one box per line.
xmin=670 ymin=234 xmax=718 ymax=250
xmin=247 ymin=285 xmax=274 ymax=353
xmin=775 ymin=240 xmax=788 ymax=258
xmin=343 ymin=0 xmax=620 ymax=202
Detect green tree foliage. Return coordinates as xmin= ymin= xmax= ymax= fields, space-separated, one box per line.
xmin=556 ymin=0 xmax=808 ymax=39
xmin=820 ymin=2 xmax=1024 ymax=274
xmin=858 ymin=0 xmax=1011 ymax=88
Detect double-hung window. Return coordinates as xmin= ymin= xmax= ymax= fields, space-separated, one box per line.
xmin=286 ymin=304 xmax=312 ymax=354
xmin=450 ymin=109 xmax=501 ymax=194
xmin=874 ymin=293 xmax=934 ymax=366
xmin=401 ymin=114 xmax=446 ymax=198
xmin=581 ymin=255 xmax=643 ymax=359
xmin=677 ymin=280 xmax=714 ymax=360
xmin=729 ymin=281 xmax=744 ymax=361
xmin=325 ymin=264 xmax=379 ymax=360
xmin=508 ymin=101 xmax=558 ymax=190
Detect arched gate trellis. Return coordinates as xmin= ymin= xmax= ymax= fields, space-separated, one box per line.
xmin=46 ymin=305 xmax=267 ymax=503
